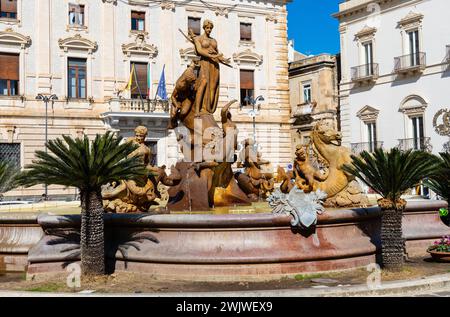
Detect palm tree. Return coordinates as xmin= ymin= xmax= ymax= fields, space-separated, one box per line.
xmin=0 ymin=160 xmax=19 ymax=200
xmin=17 ymin=132 xmax=146 ymax=276
xmin=424 ymin=152 xmax=450 ymax=202
xmin=425 ymin=152 xmax=450 ymax=226
xmin=342 ymin=148 xmax=438 ymax=270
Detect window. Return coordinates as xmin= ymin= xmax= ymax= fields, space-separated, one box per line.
xmin=411 ymin=116 xmax=424 ymax=150
xmin=68 ymin=58 xmax=87 ymax=99
xmin=408 ymin=30 xmax=420 ymax=66
xmin=0 ymin=0 xmax=17 ymax=19
xmin=0 ymin=53 xmax=19 ymax=96
xmin=240 ymin=23 xmax=252 ymax=41
xmin=130 ymin=62 xmax=148 ymax=99
xmin=131 ymin=11 xmax=145 ymax=31
xmin=363 ymin=42 xmax=374 ymax=75
xmin=240 ymin=70 xmax=254 ymax=106
xmin=302 ymin=82 xmax=312 ymax=104
xmin=0 ymin=143 xmax=20 ymax=168
xmin=188 ymin=17 xmax=201 ymax=36
xmin=366 ymin=122 xmax=377 ymax=152
xmin=69 ymin=4 xmax=85 ymax=26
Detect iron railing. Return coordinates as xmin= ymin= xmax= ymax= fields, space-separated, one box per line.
xmin=397 ymin=137 xmax=432 ymax=153
xmin=119 ymin=99 xmax=170 ymax=113
xmin=351 ymin=63 xmax=379 ymax=81
xmin=446 ymin=45 xmax=450 ymax=63
xmin=394 ymin=52 xmax=426 ymax=72
xmin=351 ymin=142 xmax=383 ymax=155
xmin=0 ymin=143 xmax=20 ymax=168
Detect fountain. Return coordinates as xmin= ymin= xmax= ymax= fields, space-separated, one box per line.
xmin=1 ymin=20 xmax=449 ymax=280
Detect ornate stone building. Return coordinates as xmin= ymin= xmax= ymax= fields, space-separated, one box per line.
xmin=288 ymin=53 xmax=340 ymax=154
xmin=0 ymin=0 xmax=290 ymax=199
xmin=335 ymin=0 xmax=450 ymax=155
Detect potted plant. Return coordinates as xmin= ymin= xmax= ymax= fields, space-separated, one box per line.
xmin=427 ymin=235 xmax=450 ymax=262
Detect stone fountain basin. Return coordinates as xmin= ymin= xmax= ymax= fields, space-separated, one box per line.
xmin=1 ymin=201 xmax=448 ymax=281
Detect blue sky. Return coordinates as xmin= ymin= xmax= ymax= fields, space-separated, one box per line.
xmin=287 ymin=0 xmax=340 ymax=55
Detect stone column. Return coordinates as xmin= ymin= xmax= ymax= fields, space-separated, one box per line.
xmin=35 ymin=0 xmax=52 ymax=94
xmin=102 ymin=1 xmax=116 ymax=98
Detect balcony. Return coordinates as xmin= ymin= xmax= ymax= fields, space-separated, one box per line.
xmin=446 ymin=45 xmax=450 ymax=64
xmin=118 ymin=99 xmax=170 ymax=113
xmin=397 ymin=137 xmax=432 ymax=153
xmin=292 ymin=101 xmax=316 ymax=117
xmin=101 ymin=98 xmax=170 ymax=129
xmin=351 ymin=63 xmax=379 ymax=84
xmin=394 ymin=52 xmax=426 ymax=75
xmin=351 ymin=142 xmax=383 ymax=155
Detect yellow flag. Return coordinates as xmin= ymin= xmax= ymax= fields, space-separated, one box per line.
xmin=125 ymin=64 xmax=135 ymax=91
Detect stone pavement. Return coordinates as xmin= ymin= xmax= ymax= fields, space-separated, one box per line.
xmin=0 ymin=273 xmax=450 ymax=297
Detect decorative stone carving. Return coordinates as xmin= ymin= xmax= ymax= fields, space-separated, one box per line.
xmin=179 ymin=46 xmax=199 ymax=64
xmin=214 ymin=7 xmax=230 ymax=17
xmin=58 ymin=34 xmax=97 ymax=53
xmin=354 ymin=25 xmax=377 ymax=42
xmin=102 ymin=0 xmax=117 ymax=4
xmin=398 ymin=11 xmax=424 ymax=29
xmin=0 ymin=28 xmax=31 ymax=49
xmin=122 ymin=34 xmax=158 ymax=59
xmin=357 ymin=105 xmax=380 ymax=122
xmin=269 ymin=186 xmax=327 ymax=228
xmin=6 ymin=126 xmax=16 ymax=143
xmin=160 ymin=1 xmax=176 ymax=11
xmin=433 ymin=109 xmax=450 ymax=136
xmin=233 ymin=49 xmax=263 ymax=67
xmin=399 ymin=95 xmax=428 ymax=116
xmin=265 ymin=14 xmax=278 ymax=23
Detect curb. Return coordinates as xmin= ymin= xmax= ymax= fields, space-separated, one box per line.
xmin=1 ymin=273 xmax=450 ymax=297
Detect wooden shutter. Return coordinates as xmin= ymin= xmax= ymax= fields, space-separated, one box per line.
xmin=188 ymin=17 xmax=201 ymax=36
xmin=0 ymin=53 xmax=19 ymax=80
xmin=1 ymin=0 xmax=17 ymax=13
xmin=69 ymin=3 xmax=84 ymax=13
xmin=131 ymin=11 xmax=145 ymax=20
xmin=240 ymin=70 xmax=254 ymax=90
xmin=132 ymin=63 xmax=148 ymax=98
xmin=240 ymin=23 xmax=252 ymax=41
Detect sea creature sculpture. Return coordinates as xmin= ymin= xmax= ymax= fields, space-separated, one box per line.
xmin=268 ymin=186 xmax=327 ymax=228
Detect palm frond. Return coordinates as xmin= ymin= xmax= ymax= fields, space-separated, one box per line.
xmin=0 ymin=160 xmax=20 ymax=195
xmin=342 ymin=148 xmax=439 ymax=205
xmin=16 ymin=132 xmax=147 ymax=191
xmin=424 ymin=152 xmax=450 ymax=201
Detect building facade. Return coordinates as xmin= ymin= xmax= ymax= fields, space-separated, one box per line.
xmin=0 ymin=0 xmax=291 ymax=199
xmin=289 ymin=53 xmax=340 ymax=153
xmin=335 ymin=0 xmax=450 ymax=155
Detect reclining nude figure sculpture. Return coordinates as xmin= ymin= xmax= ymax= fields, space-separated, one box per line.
xmin=102 ymin=126 xmax=181 ymax=213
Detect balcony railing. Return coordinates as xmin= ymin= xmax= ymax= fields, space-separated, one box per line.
xmin=397 ymin=137 xmax=432 ymax=153
xmin=119 ymin=99 xmax=170 ymax=113
xmin=351 ymin=142 xmax=383 ymax=155
xmin=292 ymin=102 xmax=316 ymax=117
xmin=446 ymin=45 xmax=450 ymax=63
xmin=394 ymin=52 xmax=426 ymax=74
xmin=351 ymin=63 xmax=379 ymax=83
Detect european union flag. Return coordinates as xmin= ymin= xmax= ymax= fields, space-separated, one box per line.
xmin=156 ymin=65 xmax=168 ymax=100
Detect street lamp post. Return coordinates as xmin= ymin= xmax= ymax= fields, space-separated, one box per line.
xmin=36 ymin=94 xmax=58 ymax=198
xmin=241 ymin=95 xmax=264 ymax=146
